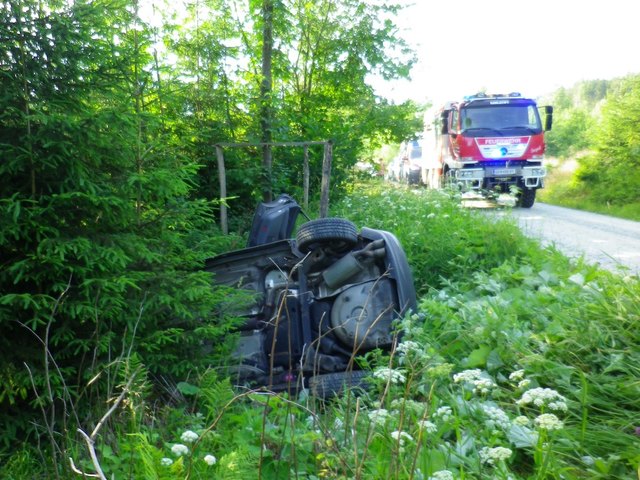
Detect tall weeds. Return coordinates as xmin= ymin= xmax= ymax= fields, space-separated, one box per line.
xmin=3 ymin=181 xmax=638 ymax=479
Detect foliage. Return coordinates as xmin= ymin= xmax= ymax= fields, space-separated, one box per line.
xmin=0 ymin=0 xmax=242 ymax=468
xmin=6 ymin=182 xmax=638 ymax=479
xmin=163 ymin=0 xmax=423 ymax=217
xmin=538 ymin=75 xmax=640 ymax=220
xmin=0 ymin=0 xmax=424 ymax=473
xmin=572 ymin=75 xmax=640 ymax=206
xmin=6 ymin=0 xmax=640 ymax=475
xmin=542 ymin=80 xmax=606 ymax=158
xmin=332 ymin=182 xmax=542 ymax=294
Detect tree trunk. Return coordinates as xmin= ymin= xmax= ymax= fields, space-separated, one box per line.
xmin=260 ymin=0 xmax=274 ymax=202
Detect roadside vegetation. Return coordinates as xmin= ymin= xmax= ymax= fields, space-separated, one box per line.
xmin=538 ymin=76 xmax=640 ymax=221
xmin=2 ymin=0 xmax=639 ymax=478
xmin=2 ymin=181 xmax=638 ymax=479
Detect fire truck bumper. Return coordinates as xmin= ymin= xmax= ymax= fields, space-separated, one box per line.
xmin=452 ymin=165 xmax=546 ymax=190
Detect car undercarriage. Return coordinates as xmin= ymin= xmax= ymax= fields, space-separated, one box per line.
xmin=205 ymin=195 xmax=416 ymax=396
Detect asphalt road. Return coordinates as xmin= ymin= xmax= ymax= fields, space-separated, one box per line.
xmin=490 ymin=202 xmax=640 ymax=274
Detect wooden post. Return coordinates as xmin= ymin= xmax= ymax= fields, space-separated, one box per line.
xmin=319 ymin=141 xmax=332 ymax=218
xmin=215 ymin=145 xmax=228 ymax=234
xmin=213 ymin=140 xmax=329 ymax=222
xmin=303 ymin=144 xmax=309 ymax=209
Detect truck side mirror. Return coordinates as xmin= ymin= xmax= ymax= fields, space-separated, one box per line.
xmin=544 ymin=105 xmax=553 ymax=131
xmin=440 ymin=110 xmax=449 ymax=134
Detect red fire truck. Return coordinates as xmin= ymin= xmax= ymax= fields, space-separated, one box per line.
xmin=427 ymin=93 xmax=553 ymax=207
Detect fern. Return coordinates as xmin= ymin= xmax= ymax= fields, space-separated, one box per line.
xmin=216 ymin=447 xmax=259 ymax=480
xmin=197 ymin=371 xmax=237 ymax=424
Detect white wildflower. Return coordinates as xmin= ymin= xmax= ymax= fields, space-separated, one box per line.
xmin=474 ymin=378 xmax=496 ymax=395
xmin=517 ymin=388 xmax=567 ymax=411
xmin=203 ymin=454 xmax=217 ymax=466
xmin=334 ymin=417 xmax=344 ymax=430
xmin=433 ymin=406 xmax=453 ymax=422
xmin=518 ymin=379 xmax=531 ymax=389
xmin=373 ymin=367 xmax=406 ymax=385
xmin=418 ymin=420 xmax=438 ymax=433
xmin=534 ymin=413 xmax=564 ymax=431
xmin=180 ymin=430 xmax=199 ymax=443
xmin=396 ymin=340 xmax=421 ymax=354
xmin=428 ymin=470 xmax=454 ymax=480
xmin=548 ymin=401 xmax=568 ymax=412
xmin=513 ymin=415 xmax=530 ymax=426
xmin=482 ymin=405 xmax=511 ymax=430
xmin=509 ymin=369 xmax=525 ymax=381
xmin=453 ymin=369 xmax=496 ymax=395
xmin=160 ymin=457 xmax=173 ymax=466
xmin=368 ymin=408 xmax=389 ymax=426
xmin=390 ymin=430 xmax=414 ymax=445
xmin=171 ymin=443 xmax=189 ymax=456
xmin=478 ymin=446 xmax=513 ymax=465
xmin=453 ymin=369 xmax=482 ymax=383
xmin=427 ymin=212 xmax=436 ymax=219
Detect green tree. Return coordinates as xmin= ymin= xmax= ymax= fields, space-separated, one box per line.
xmin=544 ymin=83 xmax=602 ymax=158
xmin=0 ymin=0 xmax=234 ymax=464
xmin=269 ymin=0 xmax=422 ymax=195
xmin=574 ymin=75 xmax=640 ymax=205
xmin=166 ymin=0 xmax=421 ymax=215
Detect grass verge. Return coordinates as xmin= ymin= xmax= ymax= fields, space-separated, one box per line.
xmin=3 ymin=180 xmax=638 ymax=479
xmin=539 ymin=160 xmax=640 ymax=221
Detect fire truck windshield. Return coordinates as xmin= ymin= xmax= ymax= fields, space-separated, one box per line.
xmin=461 ymin=104 xmax=542 ymax=136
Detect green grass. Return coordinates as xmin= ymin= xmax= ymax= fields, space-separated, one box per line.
xmin=539 ymin=162 xmax=640 ymax=221
xmin=3 ymin=180 xmax=639 ymax=479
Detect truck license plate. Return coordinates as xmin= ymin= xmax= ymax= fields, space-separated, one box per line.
xmin=494 ymin=168 xmax=516 ymax=175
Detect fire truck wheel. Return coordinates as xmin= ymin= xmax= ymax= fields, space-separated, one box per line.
xmin=518 ymin=188 xmax=537 ymax=208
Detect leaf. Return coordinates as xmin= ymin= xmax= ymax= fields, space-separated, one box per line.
xmin=486 ymin=349 xmax=504 ymax=371
xmin=507 ymin=424 xmax=538 ymax=448
xmin=464 ymin=345 xmax=491 ymax=368
xmin=176 ymin=381 xmax=200 ymax=396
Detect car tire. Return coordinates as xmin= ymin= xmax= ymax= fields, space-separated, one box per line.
xmin=309 ymin=370 xmax=370 ymax=398
xmin=296 ymin=218 xmax=358 ymax=253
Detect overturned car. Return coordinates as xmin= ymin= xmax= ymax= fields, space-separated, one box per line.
xmin=205 ymin=195 xmax=416 ymax=396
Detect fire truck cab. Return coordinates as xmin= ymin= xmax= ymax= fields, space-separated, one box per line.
xmin=429 ymin=92 xmax=553 ymax=207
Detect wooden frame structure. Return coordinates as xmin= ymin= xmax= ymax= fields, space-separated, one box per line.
xmin=214 ymin=140 xmax=333 ymax=234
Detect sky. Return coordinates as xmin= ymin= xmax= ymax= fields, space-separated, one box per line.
xmin=378 ymin=0 xmax=640 ymax=105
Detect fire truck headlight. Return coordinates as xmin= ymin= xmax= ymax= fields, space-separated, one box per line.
xmin=458 ymin=169 xmax=483 ymax=179
xmin=527 ymin=167 xmax=546 ymax=177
